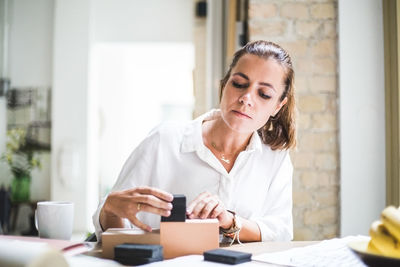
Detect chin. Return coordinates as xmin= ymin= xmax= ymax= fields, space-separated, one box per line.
xmin=221 ymin=113 xmax=256 ymax=133
xmin=226 ymin=123 xmax=255 ymax=134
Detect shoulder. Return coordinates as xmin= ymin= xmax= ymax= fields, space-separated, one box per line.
xmin=149 ymin=120 xmax=190 ymax=136
xmin=260 ymin=143 xmax=289 ymax=158
xmin=146 ymin=120 xmax=192 ymax=145
xmin=260 ymin=144 xmax=292 ymax=169
xmin=121 ymin=120 xmax=191 ymax=169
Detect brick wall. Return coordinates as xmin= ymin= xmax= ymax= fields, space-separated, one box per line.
xmin=248 ymin=0 xmax=339 ymax=240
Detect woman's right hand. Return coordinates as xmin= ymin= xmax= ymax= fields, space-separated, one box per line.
xmin=101 ymin=186 xmax=173 ymax=232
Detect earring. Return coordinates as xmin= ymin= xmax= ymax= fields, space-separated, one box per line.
xmin=268 ymin=122 xmax=273 ymax=131
xmin=270 ymin=114 xmax=278 ymax=121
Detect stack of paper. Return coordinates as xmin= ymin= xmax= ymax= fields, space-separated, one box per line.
xmin=252 ymin=235 xmax=368 ymax=267
xmin=0 ymin=239 xmax=68 ymax=267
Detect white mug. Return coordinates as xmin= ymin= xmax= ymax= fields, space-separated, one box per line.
xmin=35 ymin=201 xmax=74 ymax=240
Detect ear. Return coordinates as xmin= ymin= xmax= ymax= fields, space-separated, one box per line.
xmin=272 ymin=97 xmax=288 ymax=116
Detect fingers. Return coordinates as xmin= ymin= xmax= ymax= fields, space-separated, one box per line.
xmin=107 ymin=187 xmax=174 ymax=231
xmin=127 ymin=187 xmax=173 ymax=232
xmin=210 ymin=203 xmax=225 ymax=219
xmin=135 ymin=194 xmax=173 ymax=211
xmin=135 ymin=186 xmax=174 ymax=202
xmin=129 ymin=216 xmax=152 ymax=232
xmin=197 ymin=196 xmax=219 ymax=219
xmin=120 ymin=186 xmax=173 ymax=213
xmin=187 ymin=191 xmax=211 ymax=214
xmin=187 ymin=192 xmax=225 ymax=219
xmin=137 ymin=203 xmax=171 ymax=217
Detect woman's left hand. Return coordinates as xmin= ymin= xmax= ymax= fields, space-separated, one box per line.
xmin=186 ymin=191 xmax=233 ymax=229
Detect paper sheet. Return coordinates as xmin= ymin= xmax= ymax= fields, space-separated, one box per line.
xmin=146 ymin=255 xmax=264 ymax=266
xmin=67 ymin=255 xmax=121 ymax=267
xmin=0 ymin=239 xmax=68 ymax=267
xmin=252 ymin=235 xmax=369 ymax=267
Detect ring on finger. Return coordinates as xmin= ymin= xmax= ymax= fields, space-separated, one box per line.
xmin=137 ymin=203 xmax=141 ymax=211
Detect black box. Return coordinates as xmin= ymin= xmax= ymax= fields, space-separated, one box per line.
xmin=115 ymin=256 xmax=163 ymax=266
xmin=114 ymin=243 xmax=163 ymax=259
xmin=161 ymin=194 xmax=186 ymax=222
xmin=204 ymin=249 xmax=252 ymax=265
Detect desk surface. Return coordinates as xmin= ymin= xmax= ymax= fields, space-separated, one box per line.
xmin=0 ymin=236 xmax=320 ymax=266
xmin=85 ymin=240 xmax=319 ymax=265
xmin=223 ymin=241 xmax=319 ymax=255
xmin=87 ymin=240 xmax=318 ymax=256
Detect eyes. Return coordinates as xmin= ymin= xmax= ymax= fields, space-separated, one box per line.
xmin=231 ymin=81 xmax=272 ymax=100
xmin=232 ymin=81 xmax=247 ymax=89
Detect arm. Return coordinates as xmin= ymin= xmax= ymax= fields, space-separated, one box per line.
xmin=251 ymin=152 xmax=293 ymax=241
xmin=234 ymin=217 xmax=261 ymax=242
xmin=186 ymin=192 xmax=262 ymax=242
xmin=186 ymin=152 xmax=293 ymax=242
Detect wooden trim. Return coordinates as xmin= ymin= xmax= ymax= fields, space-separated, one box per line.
xmin=226 ymin=0 xmax=237 ymax=66
xmin=383 ymin=0 xmax=400 ymax=206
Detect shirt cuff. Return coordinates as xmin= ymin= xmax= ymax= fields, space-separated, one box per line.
xmin=92 ymin=195 xmax=108 ymax=242
xmin=253 ymin=217 xmax=293 ymax=242
xmin=92 ymin=195 xmax=134 ymax=242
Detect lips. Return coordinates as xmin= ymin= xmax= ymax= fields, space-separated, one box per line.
xmin=232 ymin=110 xmax=252 ymax=119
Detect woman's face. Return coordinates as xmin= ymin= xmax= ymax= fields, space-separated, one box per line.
xmin=220 ymin=54 xmax=287 ymax=134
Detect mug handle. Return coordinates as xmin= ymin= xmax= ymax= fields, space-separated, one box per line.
xmin=34 ymin=209 xmax=38 ymax=230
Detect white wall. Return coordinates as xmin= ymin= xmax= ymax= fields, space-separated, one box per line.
xmin=9 ymin=0 xmax=53 ymax=87
xmin=93 ymin=0 xmax=193 ymax=42
xmin=338 ymin=0 xmax=386 ymax=236
xmin=52 ymin=0 xmax=96 ymax=232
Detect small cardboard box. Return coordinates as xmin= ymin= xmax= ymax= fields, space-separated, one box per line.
xmin=102 ymin=228 xmax=160 ymax=259
xmin=160 ymin=219 xmax=219 ymax=259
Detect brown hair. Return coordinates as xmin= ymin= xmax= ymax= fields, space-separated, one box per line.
xmin=220 ymin=40 xmax=296 ymax=150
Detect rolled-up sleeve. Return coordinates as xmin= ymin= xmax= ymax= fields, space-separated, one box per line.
xmin=92 ymin=196 xmax=106 ymax=241
xmin=92 ymin=195 xmax=133 ymax=241
xmin=251 ymin=152 xmax=293 ymax=241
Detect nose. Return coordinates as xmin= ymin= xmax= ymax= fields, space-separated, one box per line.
xmin=239 ymin=92 xmax=253 ymax=107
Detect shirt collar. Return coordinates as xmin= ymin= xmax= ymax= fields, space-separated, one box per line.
xmin=180 ymin=109 xmax=263 ymax=153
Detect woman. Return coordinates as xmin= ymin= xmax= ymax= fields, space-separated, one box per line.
xmin=93 ymin=40 xmax=296 ymax=243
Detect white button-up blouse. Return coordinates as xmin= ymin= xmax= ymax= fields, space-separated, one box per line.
xmin=92 ymin=109 xmax=293 ymax=242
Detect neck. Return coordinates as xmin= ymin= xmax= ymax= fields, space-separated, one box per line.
xmin=203 ymin=117 xmax=252 ymax=154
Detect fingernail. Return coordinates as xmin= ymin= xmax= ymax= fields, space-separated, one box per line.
xmin=168 ymin=203 xmax=173 ymax=209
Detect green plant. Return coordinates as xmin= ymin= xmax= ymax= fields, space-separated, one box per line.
xmin=1 ymin=128 xmax=41 ymax=178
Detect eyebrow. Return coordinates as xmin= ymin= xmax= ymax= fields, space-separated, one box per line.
xmin=232 ymin=72 xmax=276 ymax=92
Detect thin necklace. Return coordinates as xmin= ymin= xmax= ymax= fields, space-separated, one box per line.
xmin=211 ymin=141 xmax=236 ymax=164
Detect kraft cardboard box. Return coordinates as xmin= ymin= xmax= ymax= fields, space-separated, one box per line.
xmin=160 ymin=219 xmax=219 ymax=259
xmin=102 ymin=228 xmax=160 ymax=259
